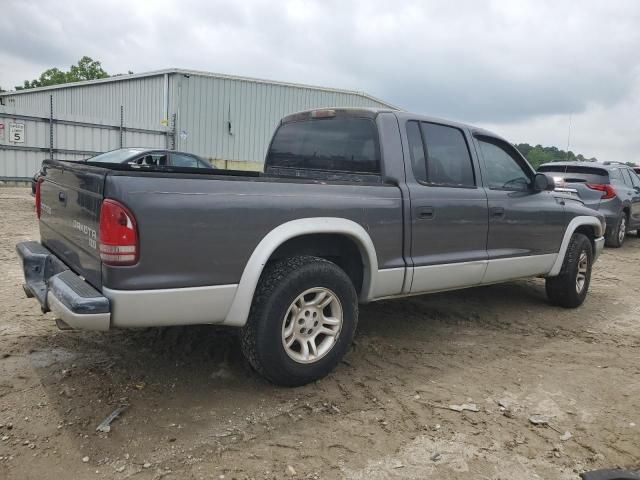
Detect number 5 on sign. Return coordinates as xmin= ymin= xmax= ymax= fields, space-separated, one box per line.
xmin=9 ymin=123 xmax=25 ymax=143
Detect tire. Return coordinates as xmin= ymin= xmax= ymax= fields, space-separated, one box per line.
xmin=545 ymin=233 xmax=593 ymax=308
xmin=240 ymin=255 xmax=358 ymax=387
xmin=605 ymin=211 xmax=627 ymax=248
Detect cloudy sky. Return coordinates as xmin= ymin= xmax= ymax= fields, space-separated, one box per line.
xmin=1 ymin=0 xmax=639 ymax=161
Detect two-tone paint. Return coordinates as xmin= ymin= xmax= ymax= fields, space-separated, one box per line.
xmin=24 ymin=108 xmax=605 ymax=331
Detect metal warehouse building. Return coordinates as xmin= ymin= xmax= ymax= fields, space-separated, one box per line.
xmin=0 ymin=69 xmax=395 ymax=180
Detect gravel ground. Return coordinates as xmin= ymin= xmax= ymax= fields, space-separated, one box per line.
xmin=0 ymin=186 xmax=639 ymax=479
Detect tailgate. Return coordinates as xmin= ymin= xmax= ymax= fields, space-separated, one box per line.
xmin=39 ymin=161 xmax=106 ymax=289
xmin=557 ymin=182 xmax=604 ymax=210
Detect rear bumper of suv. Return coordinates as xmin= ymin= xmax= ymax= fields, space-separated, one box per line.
xmin=16 ymin=241 xmax=111 ymax=331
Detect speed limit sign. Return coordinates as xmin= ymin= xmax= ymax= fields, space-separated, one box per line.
xmin=9 ymin=123 xmax=25 ymax=143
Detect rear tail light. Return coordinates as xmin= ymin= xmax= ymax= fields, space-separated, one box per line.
xmin=586 ymin=183 xmax=616 ymax=200
xmin=35 ymin=178 xmax=42 ymax=218
xmin=99 ymin=199 xmax=139 ymax=265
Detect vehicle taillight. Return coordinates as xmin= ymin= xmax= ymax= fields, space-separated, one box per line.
xmin=99 ymin=199 xmax=138 ymax=266
xmin=586 ymin=183 xmax=616 ymax=200
xmin=35 ymin=178 xmax=42 ymax=218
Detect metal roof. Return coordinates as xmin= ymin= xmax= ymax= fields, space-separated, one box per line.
xmin=0 ymin=67 xmax=398 ymax=109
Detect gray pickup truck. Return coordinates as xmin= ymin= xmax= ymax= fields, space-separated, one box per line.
xmin=18 ymin=108 xmax=605 ymax=386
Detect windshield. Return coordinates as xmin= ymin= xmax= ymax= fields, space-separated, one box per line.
xmin=86 ymin=149 xmax=144 ymax=164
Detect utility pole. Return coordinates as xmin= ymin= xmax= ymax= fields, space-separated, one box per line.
xmin=566 ymin=114 xmax=572 ymax=161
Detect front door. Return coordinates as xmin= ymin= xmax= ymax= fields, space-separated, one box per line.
xmin=473 ymin=135 xmax=566 ymax=283
xmin=404 ymin=120 xmax=488 ymax=293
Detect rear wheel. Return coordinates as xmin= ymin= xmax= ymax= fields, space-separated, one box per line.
xmin=240 ymin=255 xmax=358 ymax=387
xmin=605 ymin=211 xmax=627 ymax=248
xmin=546 ymin=233 xmax=593 ymax=308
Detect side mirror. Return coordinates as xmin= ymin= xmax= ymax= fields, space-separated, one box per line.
xmin=534 ymin=173 xmax=555 ymax=192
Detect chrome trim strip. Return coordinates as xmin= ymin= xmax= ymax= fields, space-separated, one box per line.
xmin=103 ymin=284 xmax=237 ymax=328
xmin=47 ymin=292 xmax=111 ymax=331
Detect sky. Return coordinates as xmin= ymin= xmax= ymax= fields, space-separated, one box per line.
xmin=1 ymin=0 xmax=639 ymax=162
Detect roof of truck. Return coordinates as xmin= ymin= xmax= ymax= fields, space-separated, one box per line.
xmin=283 ymin=107 xmax=505 ymax=141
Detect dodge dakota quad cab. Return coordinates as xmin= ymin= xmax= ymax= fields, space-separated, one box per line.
xmin=17 ymin=108 xmax=606 ymax=386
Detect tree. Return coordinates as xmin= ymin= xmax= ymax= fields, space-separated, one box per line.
xmin=67 ymin=56 xmax=109 ymax=82
xmin=514 ymin=143 xmax=598 ymax=169
xmin=15 ymin=56 xmax=109 ymax=90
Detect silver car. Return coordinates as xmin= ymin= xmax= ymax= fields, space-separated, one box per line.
xmin=538 ymin=161 xmax=640 ymax=247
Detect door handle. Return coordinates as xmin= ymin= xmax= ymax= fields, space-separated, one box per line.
xmin=58 ymin=191 xmax=67 ymax=202
xmin=417 ymin=207 xmax=434 ymax=219
xmin=490 ymin=207 xmax=505 ymax=217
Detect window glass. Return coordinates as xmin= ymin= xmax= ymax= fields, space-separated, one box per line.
xmin=267 ymin=117 xmax=380 ymax=173
xmin=171 ymin=153 xmax=199 ymax=168
xmin=609 ymin=169 xmax=623 ymax=182
xmin=88 ymin=148 xmax=146 ymax=164
xmin=421 ymin=123 xmax=475 ymax=187
xmin=630 ymin=171 xmax=640 ymax=189
xmin=537 ymin=165 xmax=608 ymax=184
xmin=477 ymin=137 xmax=531 ymax=191
xmin=406 ymin=121 xmax=427 ymax=181
xmin=621 ymin=168 xmax=634 ymax=187
xmin=133 ymin=153 xmax=167 ymax=166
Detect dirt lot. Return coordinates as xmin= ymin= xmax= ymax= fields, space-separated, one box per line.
xmin=0 ymin=186 xmax=639 ymax=480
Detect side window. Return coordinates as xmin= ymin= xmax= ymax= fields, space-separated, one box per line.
xmin=476 ymin=137 xmax=532 ymax=191
xmin=171 ymin=153 xmax=199 ymax=168
xmin=621 ymin=169 xmax=634 ymax=187
xmin=405 ymin=121 xmax=475 ymax=187
xmin=421 ymin=123 xmax=475 ymax=187
xmin=630 ymin=171 xmax=640 ymax=189
xmin=406 ymin=121 xmax=427 ymax=181
xmin=134 ymin=153 xmax=167 ymax=166
xmin=609 ymin=168 xmax=623 ymax=182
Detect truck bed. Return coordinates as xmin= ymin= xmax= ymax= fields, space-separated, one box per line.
xmin=38 ymin=159 xmax=404 ymax=292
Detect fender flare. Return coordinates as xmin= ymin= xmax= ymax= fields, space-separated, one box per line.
xmin=548 ymin=215 xmax=604 ymax=276
xmin=223 ymin=217 xmax=379 ymax=327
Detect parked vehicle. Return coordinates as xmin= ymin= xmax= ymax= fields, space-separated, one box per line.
xmin=29 ymin=149 xmax=214 ymax=195
xmin=83 ymin=148 xmax=216 ymax=169
xmin=18 ymin=108 xmax=605 ymax=386
xmin=538 ymin=161 xmax=640 ymax=247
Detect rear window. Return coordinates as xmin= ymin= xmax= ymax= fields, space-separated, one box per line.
xmin=537 ymin=165 xmax=609 ymax=184
xmin=266 ymin=117 xmax=380 ymax=174
xmin=87 ymin=149 xmax=144 ymax=164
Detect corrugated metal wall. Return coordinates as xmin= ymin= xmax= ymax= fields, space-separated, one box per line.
xmin=173 ymin=73 xmax=391 ymax=165
xmin=1 ymin=75 xmax=167 ymax=128
xmin=1 ymin=70 xmax=393 ymax=179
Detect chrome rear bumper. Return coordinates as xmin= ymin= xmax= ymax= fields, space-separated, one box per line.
xmin=17 ymin=241 xmax=110 ymax=331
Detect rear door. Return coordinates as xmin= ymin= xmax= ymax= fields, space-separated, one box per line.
xmin=39 ymin=162 xmax=105 ymax=288
xmin=404 ymin=120 xmax=488 ymax=293
xmin=622 ymin=168 xmax=640 ymax=227
xmin=474 ymin=135 xmax=566 ymax=283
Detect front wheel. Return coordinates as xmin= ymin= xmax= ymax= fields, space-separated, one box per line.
xmin=545 ymin=233 xmax=593 ymax=308
xmin=240 ymin=255 xmax=358 ymax=387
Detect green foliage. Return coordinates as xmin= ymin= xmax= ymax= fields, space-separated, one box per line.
xmin=515 ymin=143 xmax=598 ymax=169
xmin=15 ymin=56 xmax=109 ymax=90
